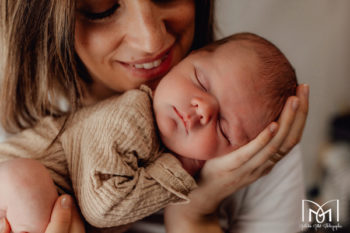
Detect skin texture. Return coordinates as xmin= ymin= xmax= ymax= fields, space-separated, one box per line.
xmin=0 ymin=159 xmax=58 ymax=233
xmin=153 ymin=41 xmax=272 ymax=160
xmin=75 ymin=0 xmax=195 ymax=99
xmin=0 ymin=194 xmax=83 ymax=233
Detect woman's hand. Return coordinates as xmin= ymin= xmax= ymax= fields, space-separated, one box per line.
xmin=191 ymin=84 xmax=308 ymax=214
xmin=274 ymin=84 xmax=309 ymax=159
xmin=45 ymin=195 xmax=85 ymax=233
xmin=0 ymin=195 xmax=85 ymax=233
xmin=164 ymin=84 xmax=309 ymax=232
xmin=165 ymin=124 xmax=280 ymax=233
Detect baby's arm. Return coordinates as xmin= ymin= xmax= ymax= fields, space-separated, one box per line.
xmin=0 ymin=116 xmax=72 ymax=192
xmin=0 ymin=159 xmax=58 ymax=233
xmin=0 ymin=116 xmax=73 ymax=232
xmin=60 ymin=89 xmax=197 ymax=228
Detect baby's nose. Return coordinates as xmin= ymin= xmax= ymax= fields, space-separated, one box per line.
xmin=191 ymin=96 xmax=218 ymax=125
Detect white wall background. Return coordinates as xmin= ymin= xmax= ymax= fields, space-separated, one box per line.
xmin=215 ymin=0 xmax=350 ymax=187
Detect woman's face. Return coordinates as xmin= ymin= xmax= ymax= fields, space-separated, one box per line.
xmin=75 ymin=0 xmax=195 ymax=98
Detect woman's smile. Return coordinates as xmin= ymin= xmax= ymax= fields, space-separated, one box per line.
xmin=75 ymin=0 xmax=196 ymax=94
xmin=118 ymin=44 xmax=174 ymax=80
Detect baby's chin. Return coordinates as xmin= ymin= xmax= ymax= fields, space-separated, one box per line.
xmin=162 ymin=140 xmax=219 ymax=160
xmin=171 ymin=149 xmax=217 ymax=161
xmin=175 ymin=156 xmax=206 ymax=176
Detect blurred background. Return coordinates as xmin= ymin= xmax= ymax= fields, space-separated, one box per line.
xmin=215 ymin=0 xmax=350 ymax=232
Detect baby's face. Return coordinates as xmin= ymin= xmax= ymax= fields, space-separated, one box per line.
xmin=153 ymin=41 xmax=272 ymax=160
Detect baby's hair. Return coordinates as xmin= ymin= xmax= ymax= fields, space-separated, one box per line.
xmin=205 ymin=32 xmax=298 ymax=122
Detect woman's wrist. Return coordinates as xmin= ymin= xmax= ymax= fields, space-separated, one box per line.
xmin=164 ymin=204 xmax=223 ymax=233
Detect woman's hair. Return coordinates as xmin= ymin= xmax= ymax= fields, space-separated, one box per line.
xmin=0 ymin=0 xmax=82 ymax=133
xmin=0 ymin=0 xmax=215 ymax=133
xmin=192 ymin=0 xmax=215 ymax=50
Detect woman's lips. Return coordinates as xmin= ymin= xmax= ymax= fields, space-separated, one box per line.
xmin=119 ymin=45 xmax=174 ymax=80
xmin=173 ymin=106 xmax=188 ymax=134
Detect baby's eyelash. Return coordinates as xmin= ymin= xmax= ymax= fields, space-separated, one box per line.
xmin=81 ymin=3 xmax=120 ymax=21
xmin=194 ymin=68 xmax=207 ymax=91
xmin=218 ymin=118 xmax=231 ymax=145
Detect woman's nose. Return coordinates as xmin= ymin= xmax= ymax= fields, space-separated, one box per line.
xmin=125 ymin=1 xmax=166 ymax=54
xmin=191 ymin=96 xmax=219 ymax=125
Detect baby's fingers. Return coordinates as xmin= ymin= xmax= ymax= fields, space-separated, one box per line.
xmin=211 ymin=122 xmax=278 ymax=171
xmin=279 ymin=84 xmax=309 ymax=154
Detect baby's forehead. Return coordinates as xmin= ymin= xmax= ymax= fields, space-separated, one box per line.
xmin=191 ymin=41 xmax=258 ymax=66
xmin=202 ymin=38 xmax=256 ymax=53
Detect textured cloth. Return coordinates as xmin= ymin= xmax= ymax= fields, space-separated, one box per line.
xmin=0 ymin=86 xmax=196 ymax=230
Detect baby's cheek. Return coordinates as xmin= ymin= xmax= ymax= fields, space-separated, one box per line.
xmin=186 ymin=135 xmax=219 ymax=160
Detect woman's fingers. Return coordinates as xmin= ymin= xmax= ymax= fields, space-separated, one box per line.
xmin=246 ymin=96 xmax=299 ymax=168
xmin=0 ymin=218 xmax=10 ymax=233
xmin=204 ymin=85 xmax=307 ymax=174
xmin=210 ymin=122 xmax=278 ymax=171
xmin=235 ymin=96 xmax=298 ymax=177
xmin=279 ymin=84 xmax=309 ymax=154
xmin=251 ymin=159 xmax=275 ymax=178
xmin=274 ymin=96 xmax=300 ymax=151
xmin=45 ymin=195 xmax=72 ymax=233
xmin=0 ymin=195 xmax=85 ymax=233
xmin=69 ymin=198 xmax=85 ymax=233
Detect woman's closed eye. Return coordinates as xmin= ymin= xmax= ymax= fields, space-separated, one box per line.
xmin=79 ymin=3 xmax=120 ymax=21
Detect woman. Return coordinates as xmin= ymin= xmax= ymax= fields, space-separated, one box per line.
xmin=0 ymin=0 xmax=308 ymax=232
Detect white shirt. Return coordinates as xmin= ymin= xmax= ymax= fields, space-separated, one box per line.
xmin=219 ymin=145 xmax=305 ymax=233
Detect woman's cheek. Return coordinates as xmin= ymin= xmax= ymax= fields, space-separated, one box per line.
xmin=75 ymin=20 xmax=115 ymax=61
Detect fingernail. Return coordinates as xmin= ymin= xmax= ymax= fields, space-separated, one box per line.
xmin=303 ymin=84 xmax=309 ymax=97
xmin=0 ymin=218 xmax=5 ymax=233
xmin=61 ymin=195 xmax=71 ymax=209
xmin=292 ymin=98 xmax=299 ymax=111
xmin=269 ymin=123 xmax=277 ymax=133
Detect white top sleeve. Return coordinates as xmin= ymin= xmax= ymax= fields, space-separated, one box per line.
xmin=0 ymin=126 xmax=9 ymax=143
xmin=219 ymin=145 xmax=306 ymax=233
